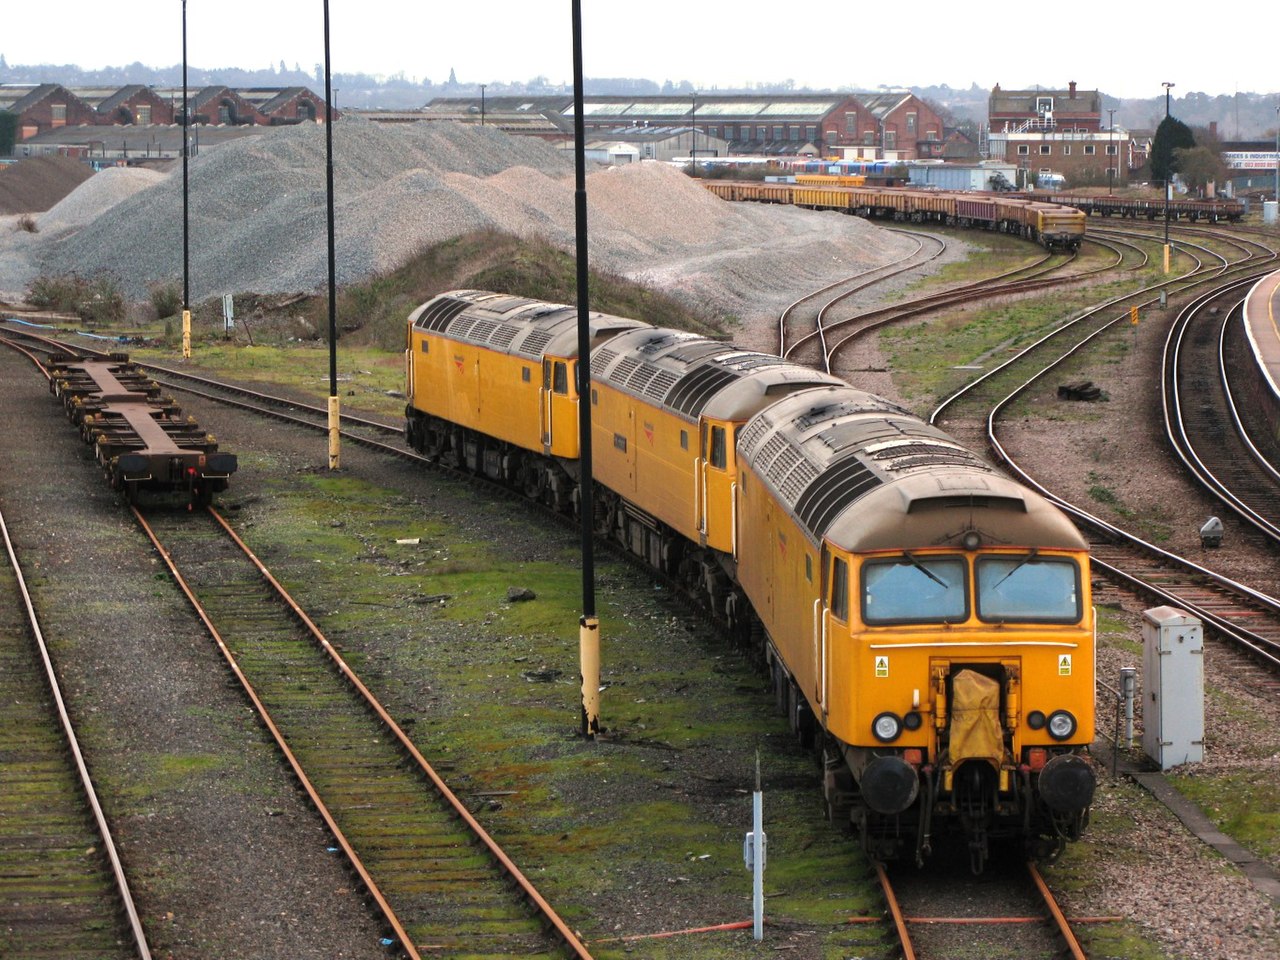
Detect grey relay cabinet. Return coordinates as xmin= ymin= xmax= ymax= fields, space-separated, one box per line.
xmin=1141 ymin=606 xmax=1204 ymax=770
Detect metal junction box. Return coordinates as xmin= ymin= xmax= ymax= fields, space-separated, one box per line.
xmin=1141 ymin=606 xmax=1204 ymax=769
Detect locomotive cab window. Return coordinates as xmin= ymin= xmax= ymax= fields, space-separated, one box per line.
xmin=862 ymin=555 xmax=967 ymax=624
xmin=830 ymin=557 xmax=850 ymax=622
xmin=707 ymin=426 xmax=728 ymax=469
xmin=976 ymin=555 xmax=1081 ymax=623
xmin=553 ymin=361 xmax=569 ymax=395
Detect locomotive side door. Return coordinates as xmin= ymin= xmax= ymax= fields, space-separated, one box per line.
xmin=541 ymin=357 xmax=579 ymax=458
xmin=814 ymin=545 xmax=849 ymax=722
xmin=698 ymin=419 xmax=736 ymax=556
xmin=540 ymin=359 xmax=554 ymax=451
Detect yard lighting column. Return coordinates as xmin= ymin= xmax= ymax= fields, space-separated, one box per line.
xmin=690 ymin=92 xmax=697 ymax=162
xmin=324 ymin=0 xmax=340 ymax=469
xmin=480 ymin=84 xmax=486 ymax=126
xmin=572 ymin=0 xmax=601 ymax=739
xmin=1162 ymin=82 xmax=1174 ymax=274
xmin=1108 ymin=108 xmax=1115 ymax=195
xmin=1274 ymin=104 xmax=1278 ymax=203
xmin=181 ymin=0 xmax=191 ymax=360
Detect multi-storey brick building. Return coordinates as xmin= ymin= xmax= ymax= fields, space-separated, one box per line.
xmin=420 ymin=92 xmax=947 ymax=161
xmin=0 ymin=83 xmax=332 ymax=149
xmin=985 ymin=81 xmax=1126 ymax=188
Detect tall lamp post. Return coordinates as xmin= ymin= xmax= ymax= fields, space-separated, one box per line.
xmin=1107 ymin=108 xmax=1115 ymax=195
xmin=690 ymin=92 xmax=697 ymax=163
xmin=571 ymin=0 xmax=601 ymax=738
xmin=323 ymin=0 xmax=340 ymax=469
xmin=1274 ymin=104 xmax=1278 ymax=203
xmin=480 ymin=84 xmax=486 ymax=126
xmin=181 ymin=0 xmax=191 ymax=360
xmin=1162 ymin=81 xmax=1174 ymax=274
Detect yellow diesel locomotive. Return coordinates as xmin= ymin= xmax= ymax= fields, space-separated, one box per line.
xmin=405 ymin=290 xmax=1096 ymax=869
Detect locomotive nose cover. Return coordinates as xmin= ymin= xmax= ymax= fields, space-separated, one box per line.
xmin=948 ymin=669 xmax=1003 ymax=763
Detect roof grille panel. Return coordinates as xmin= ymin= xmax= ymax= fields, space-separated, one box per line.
xmin=468 ymin=318 xmax=499 ymax=344
xmin=488 ymin=324 xmax=519 ymax=350
xmin=416 ymin=296 xmax=471 ymax=332
xmin=794 ymin=458 xmax=883 ymax=538
xmin=518 ymin=329 xmax=553 ymax=358
xmin=612 ymin=355 xmax=641 ymax=385
xmin=591 ymin=347 xmax=619 ymax=377
xmin=642 ymin=368 xmax=682 ymax=403
xmin=769 ymin=446 xmax=818 ymax=504
xmin=737 ymin=417 xmax=772 ymax=457
xmin=667 ymin=365 xmax=738 ymax=417
xmin=885 ymin=452 xmax=988 ymax=472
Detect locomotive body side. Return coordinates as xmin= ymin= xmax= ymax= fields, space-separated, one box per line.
xmin=404 ymin=291 xmax=646 ymax=489
xmin=589 ymin=326 xmax=843 ymax=558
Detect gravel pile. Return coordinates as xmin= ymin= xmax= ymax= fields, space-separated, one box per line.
xmin=36 ymin=166 xmax=166 ymax=237
xmin=0 ymin=118 xmax=915 ymax=321
xmin=0 ymin=155 xmax=94 ymax=214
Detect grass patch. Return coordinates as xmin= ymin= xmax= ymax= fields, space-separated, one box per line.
xmin=224 ymin=457 xmax=881 ymax=953
xmin=1170 ymin=771 xmax=1280 ymax=862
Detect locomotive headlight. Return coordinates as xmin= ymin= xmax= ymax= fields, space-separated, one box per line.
xmin=962 ymin=531 xmax=983 ymax=551
xmin=903 ymin=711 xmax=923 ymax=731
xmin=872 ymin=712 xmax=903 ymax=742
xmin=1047 ymin=710 xmax=1077 ymax=741
xmin=1027 ymin=710 xmax=1047 ymax=730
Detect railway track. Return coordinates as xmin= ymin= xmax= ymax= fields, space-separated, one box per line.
xmin=779 ymin=238 xmax=1114 ymax=373
xmin=940 ymin=228 xmax=1280 ymax=693
xmin=875 ymin=854 xmax=1093 ymax=960
xmin=133 ymin=503 xmax=593 ymax=959
xmin=1164 ymin=277 xmax=1280 ymax=542
xmin=0 ymin=502 xmax=151 ymax=958
xmin=778 ymin=230 xmax=948 ymax=362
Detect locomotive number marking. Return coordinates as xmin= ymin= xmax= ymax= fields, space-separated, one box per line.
xmin=875 ymin=655 xmax=889 ymax=678
xmin=1058 ymin=654 xmax=1072 ymax=676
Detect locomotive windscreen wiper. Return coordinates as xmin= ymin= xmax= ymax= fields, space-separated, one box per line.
xmin=903 ymin=551 xmax=948 ymax=588
xmin=992 ymin=548 xmax=1038 ymax=589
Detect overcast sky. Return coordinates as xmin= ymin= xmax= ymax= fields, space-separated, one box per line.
xmin=5 ymin=2 xmax=1276 ymax=101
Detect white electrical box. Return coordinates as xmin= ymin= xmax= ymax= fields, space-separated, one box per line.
xmin=1141 ymin=606 xmax=1204 ymax=769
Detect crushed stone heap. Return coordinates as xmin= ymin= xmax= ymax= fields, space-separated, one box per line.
xmin=20 ymin=118 xmax=917 ymax=322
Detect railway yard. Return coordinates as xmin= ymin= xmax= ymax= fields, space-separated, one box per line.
xmin=2 ymin=121 xmax=1280 ymax=960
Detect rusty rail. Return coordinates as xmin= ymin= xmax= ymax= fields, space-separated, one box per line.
xmin=1 ymin=503 xmax=152 ymax=958
xmin=874 ymin=861 xmax=916 ymax=960
xmin=132 ymin=502 xmax=594 ymax=959
xmin=1027 ymin=861 xmax=1088 ymax=960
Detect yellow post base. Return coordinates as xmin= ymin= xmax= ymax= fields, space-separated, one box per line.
xmin=580 ymin=615 xmax=600 ymax=738
xmin=1163 ymin=243 xmax=1171 ymax=274
xmin=182 ymin=309 xmax=191 ymax=359
xmin=327 ymin=395 xmax=341 ymax=470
